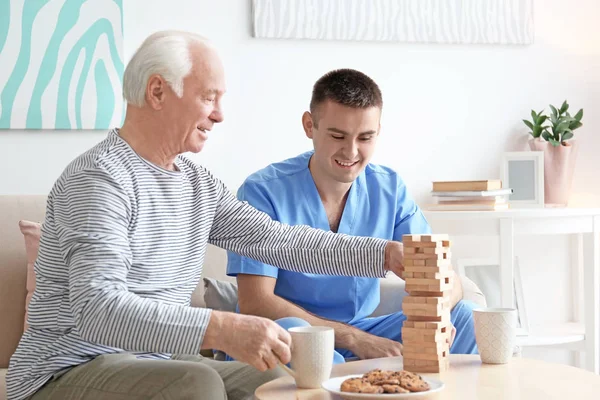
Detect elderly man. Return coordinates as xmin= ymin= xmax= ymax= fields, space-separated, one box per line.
xmin=6 ymin=31 xmax=406 ymax=400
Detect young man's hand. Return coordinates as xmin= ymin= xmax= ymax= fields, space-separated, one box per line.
xmin=349 ymin=331 xmax=403 ymax=360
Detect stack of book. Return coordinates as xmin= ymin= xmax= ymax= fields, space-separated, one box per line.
xmin=426 ymin=180 xmax=512 ymax=211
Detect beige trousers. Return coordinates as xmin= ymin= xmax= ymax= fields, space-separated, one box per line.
xmin=30 ymin=353 xmax=285 ymax=400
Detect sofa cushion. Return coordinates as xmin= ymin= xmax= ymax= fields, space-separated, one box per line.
xmin=203 ymin=277 xmax=238 ymax=312
xmin=18 ymin=220 xmax=41 ymax=331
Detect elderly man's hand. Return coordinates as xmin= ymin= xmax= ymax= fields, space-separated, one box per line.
xmin=204 ymin=311 xmax=292 ymax=371
xmin=384 ymin=241 xmax=405 ymax=279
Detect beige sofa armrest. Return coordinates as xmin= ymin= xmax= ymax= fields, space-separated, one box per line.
xmin=370 ymin=274 xmax=487 ymax=318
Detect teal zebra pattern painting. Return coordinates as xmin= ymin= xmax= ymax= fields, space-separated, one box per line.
xmin=0 ymin=0 xmax=124 ymax=130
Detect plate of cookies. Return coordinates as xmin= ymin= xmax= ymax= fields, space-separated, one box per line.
xmin=321 ymin=369 xmax=444 ymax=399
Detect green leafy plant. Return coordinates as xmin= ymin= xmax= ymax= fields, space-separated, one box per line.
xmin=523 ymin=100 xmax=583 ymax=146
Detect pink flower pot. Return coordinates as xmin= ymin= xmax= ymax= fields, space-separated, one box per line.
xmin=529 ymin=138 xmax=578 ymax=207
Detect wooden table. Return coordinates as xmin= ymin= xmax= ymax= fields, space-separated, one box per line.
xmin=255 ymin=355 xmax=600 ymax=399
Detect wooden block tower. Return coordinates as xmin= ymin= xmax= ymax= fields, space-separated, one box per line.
xmin=401 ymin=234 xmax=453 ymax=373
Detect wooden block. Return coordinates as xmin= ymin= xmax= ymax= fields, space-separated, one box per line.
xmin=404 ymin=277 xmax=448 ymax=286
xmin=404 ymin=253 xmax=445 ymax=260
xmin=404 ymin=265 xmax=451 ymax=274
xmin=404 ymin=247 xmax=417 ymax=254
xmin=413 ymin=272 xmax=425 ymax=278
xmin=403 ymin=271 xmax=414 ymax=278
xmin=402 ymin=351 xmax=447 ymax=361
xmin=404 ymin=284 xmax=432 ymax=293
xmin=404 ymin=241 xmax=443 ymax=248
xmin=424 ymin=270 xmax=453 ymax=279
xmin=402 ymin=304 xmax=448 ymax=318
xmin=405 ymin=364 xmax=448 ymax=373
xmin=442 ymin=240 xmax=451 ymax=247
xmin=403 ymin=296 xmax=429 ymax=304
xmin=406 ymin=290 xmax=452 ymax=297
xmin=403 ymin=234 xmax=422 ymax=242
xmin=419 ymin=234 xmax=449 ymax=242
xmin=413 ymin=260 xmax=426 ymax=266
xmin=406 ymin=277 xmax=452 ymax=293
xmin=402 ymin=326 xmax=449 ymax=337
xmin=423 ymin=247 xmax=450 ymax=255
xmin=402 ymin=358 xmax=416 ymax=367
xmin=426 ymin=296 xmax=451 ymax=305
xmin=425 ymin=258 xmax=452 ymax=267
xmin=408 ymin=320 xmax=453 ymax=331
xmin=403 ymin=339 xmax=450 ymax=351
xmin=406 ymin=314 xmax=447 ymax=322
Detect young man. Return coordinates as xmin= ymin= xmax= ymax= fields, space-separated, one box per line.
xmin=227 ymin=69 xmax=478 ymax=362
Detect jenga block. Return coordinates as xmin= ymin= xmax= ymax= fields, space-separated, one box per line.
xmin=404 ymin=277 xmax=449 ymax=286
xmin=413 ymin=272 xmax=425 ymax=278
xmin=404 ymin=247 xmax=417 ymax=254
xmin=403 ymin=296 xmax=429 ymax=304
xmin=425 ymin=271 xmax=453 ymax=279
xmin=404 ymin=284 xmax=432 ymax=293
xmin=402 ymin=234 xmax=422 ymax=243
xmin=402 ymin=351 xmax=447 ymax=361
xmin=406 ymin=364 xmax=448 ymax=373
xmin=404 ymin=265 xmax=451 ymax=273
xmin=403 ymin=341 xmax=449 ymax=354
xmin=402 ymin=302 xmax=450 ymax=318
xmin=425 ymin=258 xmax=452 ymax=267
xmin=442 ymin=240 xmax=451 ymax=247
xmin=404 ymin=253 xmax=446 ymax=260
xmin=402 ymin=326 xmax=451 ymax=341
xmin=404 ymin=241 xmax=444 ymax=248
xmin=402 ymin=358 xmax=416 ymax=367
xmin=419 ymin=234 xmax=449 ymax=242
xmin=403 ymin=271 xmax=414 ymax=278
xmin=426 ymin=296 xmax=451 ymax=305
xmin=408 ymin=320 xmax=452 ymax=331
xmin=423 ymin=247 xmax=450 ymax=255
xmin=406 ymin=314 xmax=447 ymax=322
xmin=406 ymin=278 xmax=452 ymax=294
xmin=407 ymin=290 xmax=451 ymax=297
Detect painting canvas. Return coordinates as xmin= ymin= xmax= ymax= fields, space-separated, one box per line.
xmin=0 ymin=0 xmax=124 ymax=130
xmin=252 ymin=0 xmax=534 ymax=45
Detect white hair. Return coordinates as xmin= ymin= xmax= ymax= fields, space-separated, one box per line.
xmin=123 ymin=30 xmax=209 ymax=107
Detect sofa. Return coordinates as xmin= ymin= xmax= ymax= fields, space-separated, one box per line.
xmin=0 ymin=195 xmax=486 ymax=399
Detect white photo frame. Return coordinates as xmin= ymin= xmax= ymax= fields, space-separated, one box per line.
xmin=501 ymin=151 xmax=544 ymax=208
xmin=457 ymin=257 xmax=529 ymax=336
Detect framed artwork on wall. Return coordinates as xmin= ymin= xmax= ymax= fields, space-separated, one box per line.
xmin=0 ymin=0 xmax=124 ymax=130
xmin=252 ymin=0 xmax=534 ymax=45
xmin=501 ymin=151 xmax=545 ymax=208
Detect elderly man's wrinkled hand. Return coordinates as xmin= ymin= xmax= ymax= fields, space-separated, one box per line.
xmin=206 ymin=311 xmax=292 ymax=371
xmin=384 ymin=241 xmax=405 ymax=279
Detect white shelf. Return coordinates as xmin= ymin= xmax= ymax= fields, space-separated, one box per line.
xmin=516 ymin=323 xmax=585 ymax=347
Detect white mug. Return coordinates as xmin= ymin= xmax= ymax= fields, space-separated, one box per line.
xmin=473 ymin=308 xmax=518 ymax=364
xmin=280 ymin=326 xmax=334 ymax=389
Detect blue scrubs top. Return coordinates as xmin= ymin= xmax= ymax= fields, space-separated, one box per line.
xmin=226 ymin=151 xmax=431 ymax=324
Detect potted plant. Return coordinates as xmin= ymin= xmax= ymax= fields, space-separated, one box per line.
xmin=523 ymin=101 xmax=583 ymax=206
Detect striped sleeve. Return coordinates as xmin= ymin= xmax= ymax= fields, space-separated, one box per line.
xmin=209 ymin=181 xmax=388 ymax=278
xmin=55 ymin=167 xmax=211 ymax=355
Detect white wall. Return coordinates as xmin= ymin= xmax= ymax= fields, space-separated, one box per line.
xmin=1 ymin=0 xmax=598 ymax=365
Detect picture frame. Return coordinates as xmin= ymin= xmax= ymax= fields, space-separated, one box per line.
xmin=501 ymin=151 xmax=545 ymax=208
xmin=457 ymin=257 xmax=529 ymax=336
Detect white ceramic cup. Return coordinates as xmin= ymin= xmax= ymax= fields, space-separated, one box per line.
xmin=473 ymin=308 xmax=518 ymax=364
xmin=284 ymin=326 xmax=334 ymax=389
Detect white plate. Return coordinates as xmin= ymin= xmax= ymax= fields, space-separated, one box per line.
xmin=321 ymin=374 xmax=445 ymax=399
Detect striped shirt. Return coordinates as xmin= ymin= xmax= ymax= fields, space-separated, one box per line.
xmin=6 ymin=129 xmax=388 ymax=400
